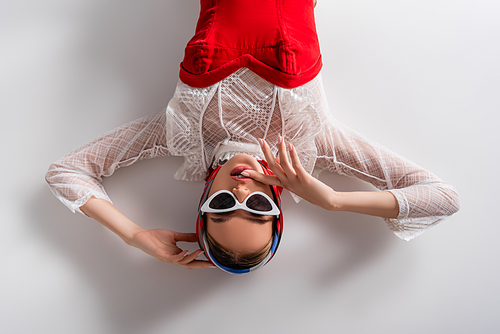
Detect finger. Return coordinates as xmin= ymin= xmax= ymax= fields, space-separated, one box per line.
xmin=173 ymin=232 xmax=198 ymax=243
xmin=277 ymin=136 xmax=296 ymax=176
xmin=258 ymin=138 xmax=278 ymax=168
xmin=183 ymin=260 xmax=217 ymax=269
xmin=177 ymin=249 xmax=205 ymax=265
xmin=241 ymin=169 xmax=283 ymax=187
xmin=288 ymin=143 xmax=307 ymax=177
xmin=165 ymin=249 xmax=190 ymax=263
xmin=259 ymin=138 xmax=286 ymax=178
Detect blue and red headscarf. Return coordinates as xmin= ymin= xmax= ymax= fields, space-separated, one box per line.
xmin=196 ymin=160 xmax=283 ymax=274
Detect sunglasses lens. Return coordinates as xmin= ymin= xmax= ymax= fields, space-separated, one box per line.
xmin=209 ymin=193 xmax=236 ymax=209
xmin=247 ymin=194 xmax=273 ymax=212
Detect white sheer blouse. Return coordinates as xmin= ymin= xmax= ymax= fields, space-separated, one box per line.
xmin=45 ymin=68 xmax=459 ymax=241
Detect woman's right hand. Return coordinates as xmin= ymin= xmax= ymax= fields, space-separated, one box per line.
xmin=128 ymin=228 xmax=215 ymax=270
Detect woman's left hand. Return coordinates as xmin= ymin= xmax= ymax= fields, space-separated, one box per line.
xmin=241 ymin=137 xmax=337 ymax=211
xmin=129 ymin=229 xmax=215 ymax=269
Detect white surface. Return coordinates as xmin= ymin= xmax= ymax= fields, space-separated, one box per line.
xmin=1 ymin=1 xmax=498 ymax=333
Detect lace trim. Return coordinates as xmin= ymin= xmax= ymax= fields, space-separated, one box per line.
xmin=166 ymin=68 xmax=324 ymax=182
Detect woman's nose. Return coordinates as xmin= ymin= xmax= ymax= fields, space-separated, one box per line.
xmin=232 ymin=186 xmax=251 ymax=203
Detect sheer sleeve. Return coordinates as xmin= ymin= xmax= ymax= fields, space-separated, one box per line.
xmin=314 ymin=118 xmax=460 ymax=241
xmin=45 ymin=111 xmax=170 ymax=214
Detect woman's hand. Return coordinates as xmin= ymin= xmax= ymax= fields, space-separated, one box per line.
xmin=243 ymin=137 xmax=400 ymax=218
xmin=128 ymin=229 xmax=215 ymax=269
xmin=242 ymin=137 xmax=337 ymax=211
xmin=81 ymin=198 xmax=215 ymax=269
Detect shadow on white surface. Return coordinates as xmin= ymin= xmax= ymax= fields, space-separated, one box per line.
xmin=281 ymin=170 xmax=396 ymax=286
xmin=32 ymin=156 xmax=395 ymax=332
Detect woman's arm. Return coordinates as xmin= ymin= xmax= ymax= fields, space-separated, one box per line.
xmin=81 ymin=197 xmax=213 ymax=269
xmin=46 ymin=112 xmax=213 ymax=268
xmin=244 ymin=137 xmax=399 ymax=218
xmin=314 ymin=119 xmax=460 ymax=240
xmin=45 ymin=111 xmax=170 ymax=213
xmin=244 ymin=121 xmax=460 ymax=240
xmin=313 ymin=120 xmax=460 ymax=217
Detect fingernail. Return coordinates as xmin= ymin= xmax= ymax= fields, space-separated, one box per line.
xmin=197 ymin=251 xmax=205 ymax=258
xmin=279 ymin=135 xmax=283 ymax=144
xmin=241 ymin=171 xmax=250 ymax=176
xmin=258 ymin=138 xmax=264 ymax=147
xmin=182 ymin=251 xmax=189 ymax=257
xmin=289 ymin=143 xmax=294 ymax=152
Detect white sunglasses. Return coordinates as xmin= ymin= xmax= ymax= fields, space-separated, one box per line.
xmin=200 ymin=190 xmax=280 ymax=216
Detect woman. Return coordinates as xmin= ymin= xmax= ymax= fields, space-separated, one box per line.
xmin=45 ymin=0 xmax=460 ymax=274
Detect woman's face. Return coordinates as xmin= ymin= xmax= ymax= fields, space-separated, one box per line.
xmin=206 ymin=154 xmax=275 ymax=254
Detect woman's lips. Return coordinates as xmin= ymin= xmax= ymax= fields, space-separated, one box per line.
xmin=230 ymin=166 xmax=254 ymax=182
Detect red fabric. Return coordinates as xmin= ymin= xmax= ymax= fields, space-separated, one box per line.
xmin=179 ymin=0 xmax=322 ymax=89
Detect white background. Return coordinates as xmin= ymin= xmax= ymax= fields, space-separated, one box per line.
xmin=1 ymin=1 xmax=499 ymax=333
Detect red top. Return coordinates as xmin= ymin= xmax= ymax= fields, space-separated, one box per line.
xmin=179 ymin=0 xmax=322 ymax=89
